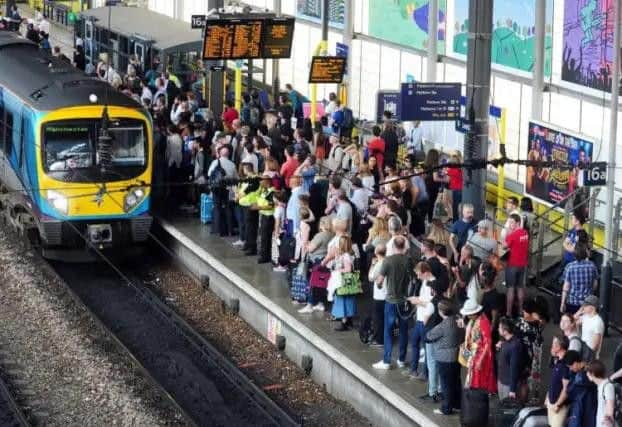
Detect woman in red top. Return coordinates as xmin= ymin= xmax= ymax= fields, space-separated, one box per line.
xmin=367 ymin=126 xmax=385 ymax=180
xmin=444 ymin=152 xmax=463 ymax=221
xmin=461 ymin=300 xmax=497 ymax=394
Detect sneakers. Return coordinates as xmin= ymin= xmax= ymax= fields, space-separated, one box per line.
xmin=312 ymin=303 xmax=325 ymax=312
xmin=368 ymin=340 xmax=384 ymax=347
xmin=291 ymin=300 xmax=301 ymax=305
xmin=232 ymin=240 xmax=245 ymax=246
xmin=273 ymin=266 xmax=287 ymax=272
xmin=419 ymin=393 xmax=439 ymax=402
xmin=372 ymin=361 xmax=391 ymax=370
xmin=298 ymin=304 xmax=314 ymax=314
xmin=396 ymin=359 xmax=407 ymax=369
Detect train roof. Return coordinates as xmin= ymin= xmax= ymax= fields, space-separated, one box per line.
xmin=80 ymin=6 xmax=202 ymax=53
xmin=0 ymin=32 xmax=142 ymax=112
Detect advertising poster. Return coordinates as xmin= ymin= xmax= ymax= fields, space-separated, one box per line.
xmin=562 ymin=0 xmax=618 ymax=92
xmin=296 ymin=0 xmax=344 ymax=28
xmin=368 ymin=0 xmax=447 ymax=53
xmin=526 ymin=122 xmax=594 ymax=205
xmin=453 ymin=0 xmax=553 ymax=75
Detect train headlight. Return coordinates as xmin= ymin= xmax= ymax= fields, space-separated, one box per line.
xmin=47 ymin=190 xmax=68 ymax=214
xmin=124 ymin=187 xmax=146 ymax=212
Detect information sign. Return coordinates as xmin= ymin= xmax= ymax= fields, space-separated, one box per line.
xmin=400 ymin=82 xmax=461 ymax=121
xmin=308 ymin=56 xmax=347 ymax=84
xmin=191 ymin=14 xmax=207 ymax=29
xmin=202 ymin=19 xmax=264 ymax=60
xmin=376 ymin=91 xmax=401 ymax=123
xmin=583 ymin=162 xmax=607 ymax=187
xmin=336 ymin=42 xmax=349 ymax=74
xmin=261 ymin=17 xmax=295 ymax=59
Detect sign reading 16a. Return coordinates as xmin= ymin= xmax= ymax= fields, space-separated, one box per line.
xmin=583 ymin=162 xmax=607 ymax=187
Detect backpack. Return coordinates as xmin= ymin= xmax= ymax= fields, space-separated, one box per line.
xmin=358 ymin=316 xmax=374 ymax=344
xmin=249 ymin=103 xmax=261 ymax=127
xmin=209 ymin=159 xmax=227 ymax=191
xmin=570 ymin=336 xmax=595 ymax=364
xmin=341 ymin=107 xmax=354 ymax=129
xmin=347 ymin=198 xmax=366 ymax=245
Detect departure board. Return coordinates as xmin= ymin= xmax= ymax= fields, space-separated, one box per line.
xmin=202 ymin=19 xmax=264 ymax=60
xmin=261 ymin=17 xmax=295 ymax=59
xmin=308 ymin=56 xmax=347 ymax=83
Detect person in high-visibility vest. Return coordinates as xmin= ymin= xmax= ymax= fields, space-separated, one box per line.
xmin=254 ymin=174 xmax=276 ymax=264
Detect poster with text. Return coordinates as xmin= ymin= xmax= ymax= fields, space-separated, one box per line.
xmin=562 ymin=0 xmax=619 ymax=92
xmin=368 ymin=0 xmax=447 ymax=53
xmin=453 ymin=0 xmax=553 ymax=75
xmin=526 ymin=122 xmax=593 ymax=205
xmin=296 ymin=0 xmax=344 ymax=28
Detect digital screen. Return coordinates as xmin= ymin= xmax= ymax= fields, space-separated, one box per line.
xmin=202 ymin=19 xmax=264 ymax=60
xmin=308 ymin=56 xmax=347 ymax=84
xmin=261 ymin=18 xmax=295 ymax=59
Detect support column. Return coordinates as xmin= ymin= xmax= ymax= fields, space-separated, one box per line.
xmin=601 ymin=0 xmax=621 ymax=334
xmin=531 ymin=0 xmax=546 ymax=120
xmin=426 ymin=0 xmax=438 ymax=82
xmin=207 ymin=0 xmax=225 ymax=118
xmin=310 ymin=0 xmax=329 ymax=125
xmin=342 ymin=0 xmax=354 ymax=104
xmin=272 ymin=0 xmax=282 ymax=105
xmin=462 ymin=0 xmax=493 ymax=220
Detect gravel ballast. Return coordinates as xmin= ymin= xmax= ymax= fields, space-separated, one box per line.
xmin=0 ymin=233 xmax=185 ymax=426
xmin=148 ymin=260 xmax=372 ymax=427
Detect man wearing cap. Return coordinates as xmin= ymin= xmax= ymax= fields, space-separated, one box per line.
xmin=564 ymin=350 xmax=597 ymax=427
xmin=467 ymin=219 xmax=498 ymax=261
xmin=561 ymin=242 xmax=598 ymax=314
xmin=574 ymin=295 xmax=604 ymax=359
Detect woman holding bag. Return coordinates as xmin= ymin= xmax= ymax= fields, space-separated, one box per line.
xmin=328 ymin=235 xmax=360 ymax=331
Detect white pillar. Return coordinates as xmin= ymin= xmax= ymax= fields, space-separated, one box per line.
xmin=426 ymin=0 xmax=438 ymax=82
xmin=531 ymin=0 xmax=546 ymax=120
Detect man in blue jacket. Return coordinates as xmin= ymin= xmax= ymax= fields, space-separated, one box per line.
xmin=564 ymin=350 xmax=597 ymax=427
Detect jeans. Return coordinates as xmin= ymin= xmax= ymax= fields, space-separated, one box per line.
xmin=383 ymin=303 xmax=409 ymax=364
xmin=234 ymin=205 xmax=247 ymax=241
xmin=410 ymin=321 xmax=426 ymax=373
xmin=425 ymin=342 xmax=440 ymax=396
xmin=373 ymin=300 xmax=385 ymax=344
xmin=437 ymin=361 xmax=461 ymax=414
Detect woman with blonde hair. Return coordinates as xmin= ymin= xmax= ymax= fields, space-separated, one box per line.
xmin=427 ymin=218 xmax=451 ymax=249
xmin=327 ymin=234 xmax=358 ymax=331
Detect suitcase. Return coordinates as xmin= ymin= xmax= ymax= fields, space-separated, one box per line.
xmin=200 ymin=193 xmax=213 ymax=224
xmin=495 ymin=398 xmax=523 ymax=427
xmin=460 ymin=388 xmax=489 ymax=427
xmin=511 ymin=407 xmax=548 ymax=427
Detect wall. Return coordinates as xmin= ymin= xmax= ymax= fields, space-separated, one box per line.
xmin=146 ymin=0 xmax=622 ymax=227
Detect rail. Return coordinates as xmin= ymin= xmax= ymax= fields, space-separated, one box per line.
xmin=0 ymin=361 xmax=31 ymax=426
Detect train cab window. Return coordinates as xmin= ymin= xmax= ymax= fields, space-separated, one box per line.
xmin=109 ymin=125 xmax=145 ymax=167
xmin=43 ymin=123 xmax=94 ymax=171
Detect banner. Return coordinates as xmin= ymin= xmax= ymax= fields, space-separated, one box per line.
xmin=296 ymin=0 xmax=344 ymax=28
xmin=526 ymin=121 xmax=594 ymax=205
xmin=452 ymin=0 xmax=553 ymax=75
xmin=562 ymin=0 xmax=617 ymax=92
xmin=368 ymin=0 xmax=446 ymax=52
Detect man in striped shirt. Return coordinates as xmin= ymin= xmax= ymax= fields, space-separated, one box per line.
xmin=560 ymin=242 xmax=598 ymax=314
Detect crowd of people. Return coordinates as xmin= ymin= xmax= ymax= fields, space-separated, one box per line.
xmin=6 ymin=11 xmax=621 ymax=425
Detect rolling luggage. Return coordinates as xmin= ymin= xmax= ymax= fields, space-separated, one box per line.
xmin=494 ymin=398 xmax=523 ymax=427
xmin=460 ymin=388 xmax=489 ymax=427
xmin=511 ymin=406 xmax=548 ymax=427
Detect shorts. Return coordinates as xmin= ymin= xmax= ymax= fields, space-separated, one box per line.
xmin=505 ymin=266 xmax=526 ymax=288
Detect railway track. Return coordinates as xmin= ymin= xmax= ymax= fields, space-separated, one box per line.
xmin=0 ymin=364 xmax=29 ymax=427
xmin=50 ymin=257 xmax=299 ymax=427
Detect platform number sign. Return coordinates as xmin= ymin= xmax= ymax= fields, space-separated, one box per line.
xmin=583 ymin=162 xmax=607 ymax=187
xmin=191 ymin=15 xmax=207 ymax=29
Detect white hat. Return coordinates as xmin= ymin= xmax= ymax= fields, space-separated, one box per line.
xmin=460 ymin=299 xmax=483 ymax=316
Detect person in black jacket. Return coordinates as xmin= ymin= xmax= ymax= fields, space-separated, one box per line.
xmin=496 ymin=317 xmax=528 ymax=401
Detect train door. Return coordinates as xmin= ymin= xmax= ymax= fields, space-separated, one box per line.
xmin=85 ymin=19 xmax=94 ymax=65
xmin=134 ymin=41 xmax=145 ymax=69
xmin=111 ymin=38 xmax=119 ymax=70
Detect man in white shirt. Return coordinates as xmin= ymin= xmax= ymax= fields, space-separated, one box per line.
xmin=407 ymin=261 xmax=435 ymax=381
xmin=335 ymin=190 xmax=353 ymax=234
xmin=500 ymin=196 xmax=523 ymax=241
xmin=586 ymin=360 xmax=619 ymax=427
xmin=350 ymin=177 xmax=369 ymax=215
xmin=575 ymin=295 xmax=604 ymax=358
xmin=208 ymin=146 xmax=238 ymax=236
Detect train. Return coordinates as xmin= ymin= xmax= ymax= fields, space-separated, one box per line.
xmin=0 ymin=31 xmax=153 ymax=260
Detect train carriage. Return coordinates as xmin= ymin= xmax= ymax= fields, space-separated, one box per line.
xmin=0 ymin=31 xmax=153 ymax=260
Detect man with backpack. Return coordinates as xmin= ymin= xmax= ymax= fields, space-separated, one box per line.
xmin=564 ymin=350 xmax=598 ymax=427
xmin=207 ymin=146 xmax=238 ymax=237
xmin=587 ymin=360 xmax=621 ymax=427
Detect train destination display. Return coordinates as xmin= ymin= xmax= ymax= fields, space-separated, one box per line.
xmin=262 ymin=17 xmax=295 ymax=58
xmin=202 ymin=19 xmax=263 ymax=60
xmin=308 ymin=56 xmax=347 ymax=83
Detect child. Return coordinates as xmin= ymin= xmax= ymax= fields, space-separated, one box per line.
xmin=328 ymin=235 xmax=357 ymax=331
xmin=291 ymin=207 xmax=312 ymax=304
xmin=272 ymin=191 xmax=287 ymax=271
xmin=367 ymin=244 xmax=387 ymax=345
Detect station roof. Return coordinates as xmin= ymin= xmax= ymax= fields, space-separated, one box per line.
xmin=80 ymin=6 xmax=202 ymax=53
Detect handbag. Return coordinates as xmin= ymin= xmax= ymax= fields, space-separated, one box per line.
xmin=309 ymin=264 xmax=331 ymax=289
xmin=336 ymin=271 xmax=363 ymax=296
xmin=458 ymin=344 xmax=472 ymax=368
